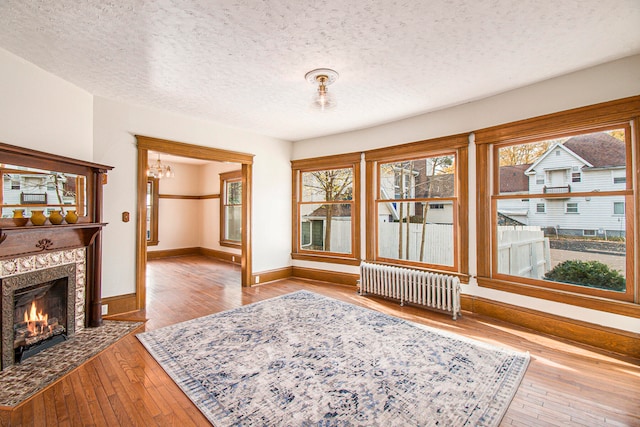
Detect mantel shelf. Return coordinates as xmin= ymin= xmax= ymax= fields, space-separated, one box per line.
xmin=0 ymin=222 xmax=107 ymax=232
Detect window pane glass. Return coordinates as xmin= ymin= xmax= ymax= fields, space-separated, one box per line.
xmin=226 ymin=181 xmax=242 ymax=205
xmin=377 ymin=201 xmax=454 ymax=266
xmin=301 ymin=169 xmax=353 ymax=202
xmin=379 ymin=155 xmax=455 ymax=200
xmin=224 ymin=205 xmax=242 ymax=241
xmin=498 ymin=129 xmax=626 ymax=196
xmin=299 ymin=203 xmax=352 ymax=253
xmin=496 ymin=197 xmax=626 ymax=292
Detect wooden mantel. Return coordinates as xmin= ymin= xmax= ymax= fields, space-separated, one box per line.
xmin=0 ymin=223 xmax=105 ymax=259
xmin=0 ymin=141 xmax=113 ymax=328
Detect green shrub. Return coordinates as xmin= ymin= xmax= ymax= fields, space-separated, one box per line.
xmin=544 ymin=260 xmax=625 ymax=292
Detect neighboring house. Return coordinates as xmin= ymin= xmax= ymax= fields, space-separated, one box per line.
xmin=1 ymin=171 xmax=78 ymax=217
xmin=497 ymin=164 xmax=531 ymax=224
xmin=301 ymin=204 xmax=352 ymax=253
xmin=520 ymin=132 xmax=626 ymax=237
xmin=378 ymin=160 xmax=455 ymax=225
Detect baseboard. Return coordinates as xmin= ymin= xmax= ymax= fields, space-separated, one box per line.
xmin=291 ymin=266 xmax=359 ymax=287
xmin=252 ymin=267 xmax=293 ymax=285
xmin=461 ymin=294 xmax=640 ymax=358
xmin=147 ymin=247 xmax=241 ymax=264
xmin=199 ymin=247 xmax=241 ymax=264
xmin=147 ymin=247 xmax=199 ymax=259
xmin=101 ymin=293 xmax=137 ymax=317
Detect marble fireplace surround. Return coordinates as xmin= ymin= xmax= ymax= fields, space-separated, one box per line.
xmin=0 ymin=249 xmax=86 ymax=370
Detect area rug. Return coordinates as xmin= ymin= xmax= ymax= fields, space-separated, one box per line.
xmin=137 ymin=291 xmax=529 ymax=426
xmin=0 ymin=320 xmax=143 ymax=407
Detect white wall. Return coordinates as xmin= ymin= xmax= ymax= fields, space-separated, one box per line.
xmin=292 ymin=54 xmax=640 ymax=334
xmin=92 ymin=96 xmax=292 ymax=298
xmin=0 ymin=48 xmax=93 ymax=160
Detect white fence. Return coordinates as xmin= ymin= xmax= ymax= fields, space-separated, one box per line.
xmin=497 ymin=226 xmax=550 ymax=279
xmin=321 ymin=221 xmax=550 ymax=279
xmin=378 ymin=223 xmax=454 ymax=266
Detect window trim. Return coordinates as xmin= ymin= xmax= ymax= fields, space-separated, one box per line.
xmin=146 ymin=177 xmax=159 ymax=246
xmin=475 ymin=95 xmax=640 ymax=315
xmin=219 ymin=170 xmax=242 ymax=248
xmin=613 ymin=201 xmax=625 ymax=216
xmin=364 ymin=134 xmax=469 ymax=279
xmin=291 ymin=152 xmax=361 ymax=265
xmin=565 ymin=201 xmax=579 ymax=214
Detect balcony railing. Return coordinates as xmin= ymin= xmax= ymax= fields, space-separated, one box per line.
xmin=543 ymin=185 xmax=570 ymax=194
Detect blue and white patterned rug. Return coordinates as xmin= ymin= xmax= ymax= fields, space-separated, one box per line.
xmin=137 ymin=290 xmax=529 ymax=426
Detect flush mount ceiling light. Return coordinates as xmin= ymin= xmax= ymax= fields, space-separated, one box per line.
xmin=147 ymin=153 xmax=174 ymax=179
xmin=305 ymin=68 xmax=339 ymax=111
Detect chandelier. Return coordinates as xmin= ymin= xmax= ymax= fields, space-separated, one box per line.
xmin=147 ymin=154 xmax=174 ymax=179
xmin=305 ymin=68 xmax=339 ymax=111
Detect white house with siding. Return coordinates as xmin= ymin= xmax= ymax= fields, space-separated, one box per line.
xmin=523 ymin=132 xmax=626 ymax=238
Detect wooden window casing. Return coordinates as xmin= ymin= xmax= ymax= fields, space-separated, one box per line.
xmin=364 ymin=134 xmax=469 ymax=280
xmin=475 ymin=95 xmax=640 ymax=316
xmin=291 ymin=153 xmax=361 ymax=266
xmin=220 ymin=170 xmax=242 ymax=248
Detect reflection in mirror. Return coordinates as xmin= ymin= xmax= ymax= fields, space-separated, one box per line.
xmin=1 ymin=164 xmax=87 ymax=219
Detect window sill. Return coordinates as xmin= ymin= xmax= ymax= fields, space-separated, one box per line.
xmin=477 ymin=276 xmax=639 ymax=318
xmin=220 ymin=240 xmax=241 ymax=248
xmin=291 ymin=253 xmax=361 ymax=266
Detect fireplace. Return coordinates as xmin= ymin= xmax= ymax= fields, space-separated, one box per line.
xmin=1 ymin=250 xmax=85 ymax=370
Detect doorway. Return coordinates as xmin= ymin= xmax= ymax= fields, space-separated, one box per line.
xmin=135 ymin=135 xmax=254 ymax=312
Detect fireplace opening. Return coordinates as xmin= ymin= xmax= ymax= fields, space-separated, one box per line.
xmin=13 ymin=278 xmax=69 ymax=363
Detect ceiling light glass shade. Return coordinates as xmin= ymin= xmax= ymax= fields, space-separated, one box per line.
xmin=147 ymin=155 xmax=174 ymax=179
xmin=305 ymin=68 xmax=339 ymax=112
xmin=312 ymin=82 xmax=337 ymax=111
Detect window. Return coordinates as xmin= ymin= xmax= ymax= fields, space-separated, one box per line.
xmin=535 ymin=174 xmax=544 ymax=185
xmin=613 ymin=170 xmax=626 ymax=184
xmin=291 ymin=153 xmax=360 ymax=264
xmin=571 ymin=172 xmax=581 ymax=182
xmin=10 ymin=177 xmax=20 ymax=190
xmin=220 ymin=170 xmax=242 ymax=247
xmin=536 ymin=203 xmax=546 ymax=213
xmin=476 ymin=97 xmax=636 ymax=309
xmin=146 ymin=177 xmax=159 ymax=246
xmin=565 ymin=202 xmax=579 ymax=214
xmin=365 ymin=134 xmax=468 ymax=276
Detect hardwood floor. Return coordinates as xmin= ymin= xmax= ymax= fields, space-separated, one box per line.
xmin=2 ymin=255 xmax=639 ymax=426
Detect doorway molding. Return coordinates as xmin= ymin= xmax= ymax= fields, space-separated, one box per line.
xmin=135 ymin=135 xmax=254 ymax=312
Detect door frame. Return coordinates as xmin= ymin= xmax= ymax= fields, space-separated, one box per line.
xmin=135 ymin=135 xmax=254 ymax=311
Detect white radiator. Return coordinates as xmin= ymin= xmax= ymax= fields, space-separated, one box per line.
xmin=359 ymin=262 xmax=461 ymax=320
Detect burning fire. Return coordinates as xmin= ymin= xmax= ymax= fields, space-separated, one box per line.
xmin=24 ymin=301 xmax=49 ymax=334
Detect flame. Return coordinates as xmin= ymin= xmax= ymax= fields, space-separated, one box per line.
xmin=23 ymin=301 xmax=48 ymax=334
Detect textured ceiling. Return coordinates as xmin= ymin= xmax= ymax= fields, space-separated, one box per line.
xmin=1 ymin=1 xmax=639 ymax=141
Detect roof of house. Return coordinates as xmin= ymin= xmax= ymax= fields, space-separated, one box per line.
xmin=305 ymin=204 xmax=352 ymax=218
xmin=499 ymin=164 xmax=530 ymax=193
xmin=563 ymin=132 xmax=625 ymax=168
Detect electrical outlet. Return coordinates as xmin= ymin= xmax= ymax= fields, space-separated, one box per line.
xmin=101 ymin=304 xmax=108 ymax=315
xmin=255 ymin=275 xmax=260 ymax=284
